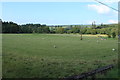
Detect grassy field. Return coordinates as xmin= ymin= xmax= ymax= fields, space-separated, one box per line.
xmin=2 ymin=34 xmax=118 ymax=78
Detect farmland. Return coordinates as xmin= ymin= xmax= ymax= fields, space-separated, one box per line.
xmin=2 ymin=34 xmax=118 ymax=78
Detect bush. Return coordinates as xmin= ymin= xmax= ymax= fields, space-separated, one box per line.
xmin=107 ymin=34 xmax=111 ymax=38
xmin=112 ymin=32 xmax=116 ymax=38
xmin=67 ymin=30 xmax=73 ymax=34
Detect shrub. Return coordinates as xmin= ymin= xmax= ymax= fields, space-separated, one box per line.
xmin=112 ymin=32 xmax=116 ymax=38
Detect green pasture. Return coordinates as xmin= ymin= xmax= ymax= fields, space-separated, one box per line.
xmin=2 ymin=34 xmax=118 ymax=78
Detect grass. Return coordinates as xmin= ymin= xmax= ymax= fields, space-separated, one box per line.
xmin=2 ymin=34 xmax=118 ymax=78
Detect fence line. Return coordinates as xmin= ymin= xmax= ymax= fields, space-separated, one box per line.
xmin=63 ymin=64 xmax=114 ymax=80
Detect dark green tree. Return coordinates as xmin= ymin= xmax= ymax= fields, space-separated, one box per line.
xmin=71 ymin=27 xmax=80 ymax=33
xmin=56 ymin=27 xmax=64 ymax=34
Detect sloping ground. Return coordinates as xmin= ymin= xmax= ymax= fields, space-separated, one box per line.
xmin=2 ymin=34 xmax=118 ymax=78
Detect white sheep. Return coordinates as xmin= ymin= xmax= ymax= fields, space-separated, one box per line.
xmin=112 ymin=48 xmax=115 ymax=51
xmin=53 ymin=45 xmax=57 ymax=48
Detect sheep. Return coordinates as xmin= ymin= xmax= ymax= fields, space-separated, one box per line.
xmin=53 ymin=45 xmax=57 ymax=48
xmin=112 ymin=48 xmax=116 ymax=51
xmin=100 ymin=38 xmax=106 ymax=40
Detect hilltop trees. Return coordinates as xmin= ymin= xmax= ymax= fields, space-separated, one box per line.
xmin=105 ymin=28 xmax=112 ymax=38
xmin=111 ymin=32 xmax=116 ymax=38
xmin=49 ymin=27 xmax=56 ymax=33
xmin=2 ymin=22 xmax=20 ymax=33
xmin=71 ymin=26 xmax=80 ymax=33
xmin=86 ymin=28 xmax=92 ymax=34
xmin=2 ymin=22 xmax=50 ymax=33
xmin=80 ymin=28 xmax=87 ymax=34
xmin=91 ymin=29 xmax=97 ymax=35
xmin=67 ymin=30 xmax=73 ymax=34
xmin=2 ymin=21 xmax=118 ymax=38
xmin=55 ymin=27 xmax=64 ymax=34
xmin=111 ymin=28 xmax=118 ymax=38
xmin=92 ymin=21 xmax=96 ymax=29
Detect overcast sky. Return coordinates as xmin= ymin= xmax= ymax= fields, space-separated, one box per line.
xmin=1 ymin=1 xmax=118 ymax=25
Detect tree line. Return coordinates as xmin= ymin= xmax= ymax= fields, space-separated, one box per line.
xmin=2 ymin=21 xmax=118 ymax=38
xmin=2 ymin=22 xmax=50 ymax=33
